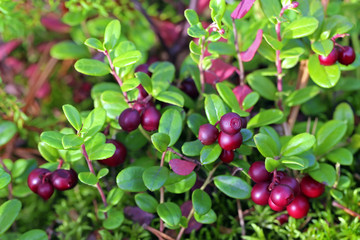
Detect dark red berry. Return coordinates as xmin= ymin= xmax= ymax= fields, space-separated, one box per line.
xmin=137 ymin=84 xmax=148 ymax=100
xmin=286 ymin=195 xmax=310 ymax=219
xmin=27 ymin=168 xmax=51 ymax=193
xmin=251 ymin=182 xmax=271 ymax=205
xmin=268 ymin=197 xmax=285 ymax=212
xmin=280 ymin=176 xmax=300 ymax=196
xmin=219 ymin=112 xmax=242 ymax=135
xmin=276 ymin=171 xmax=287 ymax=180
xmin=218 ymin=131 xmax=243 ymax=151
xmin=276 ymin=214 xmax=289 ymax=225
xmin=135 ymin=64 xmax=151 ymax=76
xmin=119 ymin=108 xmax=141 ymax=132
xmin=50 ymin=169 xmax=78 ymax=191
xmin=240 ymin=117 xmax=247 ymax=129
xmin=37 ymin=182 xmax=54 ymax=201
xmin=270 ymin=184 xmax=295 ymax=207
xmin=248 ymin=161 xmax=272 ymax=183
xmin=318 ymin=47 xmax=338 ymax=66
xmin=338 ymin=46 xmax=356 ymax=65
xmin=180 ymin=78 xmax=199 ymax=99
xmin=98 ymin=139 xmax=127 ymax=167
xmin=300 ymin=175 xmax=325 ymax=198
xmin=219 ymin=150 xmax=234 ymax=163
xmin=141 ymin=106 xmax=161 ymax=131
xmin=198 ymin=124 xmax=219 ymax=145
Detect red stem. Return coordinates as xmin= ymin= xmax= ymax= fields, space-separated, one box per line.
xmin=232 ymin=20 xmax=245 ymax=86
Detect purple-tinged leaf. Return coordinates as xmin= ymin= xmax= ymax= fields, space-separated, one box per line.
xmin=231 ymin=0 xmax=256 ymax=19
xmin=0 ymin=40 xmax=21 ymax=61
xmin=240 ymin=29 xmax=263 ymax=62
xmin=169 ymin=159 xmax=197 ymax=176
xmin=180 ymin=201 xmax=203 ymax=234
xmin=204 ymin=59 xmax=237 ymax=84
xmin=124 ymin=206 xmax=154 ymax=226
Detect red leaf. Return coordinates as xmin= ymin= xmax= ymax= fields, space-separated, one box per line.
xmin=231 ymin=0 xmax=256 ymax=19
xmin=181 ymin=201 xmax=203 ymax=234
xmin=204 ymin=59 xmax=237 ymax=84
xmin=196 ymin=0 xmax=210 ymax=15
xmin=240 ymin=29 xmax=263 ymax=62
xmin=169 ymin=159 xmax=197 ymax=176
xmin=0 ymin=40 xmax=21 ymax=61
xmin=41 ymin=15 xmax=70 ymax=33
xmin=233 ymin=84 xmax=254 ymax=112
xmin=151 ymin=18 xmax=182 ymax=47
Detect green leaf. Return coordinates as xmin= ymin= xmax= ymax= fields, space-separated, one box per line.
xmin=216 ymin=82 xmax=249 ymax=117
xmin=259 ymin=126 xmax=281 ymax=151
xmin=281 ymin=133 xmax=316 ymax=156
xmin=279 ymin=47 xmax=305 ymax=59
xmin=0 ymin=121 xmax=16 ymax=147
xmin=283 ymin=17 xmax=319 ymax=39
xmin=309 ymin=163 xmax=336 ymax=186
xmin=151 ymin=62 xmax=175 ymax=96
xmin=159 ymin=109 xmax=183 ymax=146
xmin=107 ymin=188 xmax=124 ymax=206
xmin=103 ymin=209 xmax=124 ymax=230
xmin=50 ymin=41 xmax=90 ymax=60
xmin=260 ymin=0 xmax=281 ymax=23
xmin=117 ymin=167 xmax=147 ymax=192
xmin=184 ymin=9 xmax=199 ymax=26
xmin=265 ymin=157 xmax=280 ymax=172
xmin=311 ymin=40 xmax=334 ymax=56
xmin=97 ymin=168 xmax=109 ymax=179
xmin=200 ymin=144 xmax=222 ymax=165
xmin=88 ymin=143 xmax=115 ymax=161
xmin=187 ymin=113 xmax=207 ymax=137
xmin=135 ymin=193 xmax=159 ymax=213
xmin=62 ymin=104 xmax=82 ymax=131
xmin=85 ymin=38 xmax=104 ymax=51
xmin=151 ymin=133 xmax=170 ymax=152
xmin=121 ymin=78 xmax=140 ymax=92
xmin=281 ymin=156 xmax=306 ymax=170
xmin=242 ymin=92 xmax=259 ymax=111
xmin=104 ymin=20 xmax=121 ymax=50
xmin=204 ymin=94 xmax=227 ymax=125
xmin=194 ymin=209 xmax=217 ymax=224
xmin=100 ymin=91 xmax=128 ymax=120
xmin=241 ymin=129 xmax=254 ymax=142
xmin=155 ymin=91 xmax=184 ymax=107
xmin=189 ymin=41 xmax=201 ymax=55
xmin=157 ymin=202 xmax=182 ymax=227
xmin=247 ymin=109 xmax=284 ymax=128
xmin=263 ymin=33 xmax=283 ymax=50
xmin=285 ymin=86 xmax=320 ymax=107
xmin=142 ymin=166 xmax=169 ymax=191
xmin=40 ymin=131 xmax=64 ymax=149
xmin=254 ymin=133 xmax=279 ymax=158
xmin=0 ymin=168 xmax=11 ymax=189
xmin=314 ymin=120 xmax=347 ymax=156
xmin=0 ymin=199 xmax=22 ymax=234
xmin=19 ymin=229 xmax=47 ymax=240
xmin=326 ymin=148 xmax=353 ymax=166
xmin=78 ymin=172 xmax=98 ymax=186
xmin=333 ymin=102 xmax=354 ymax=136
xmin=164 ymin=172 xmax=196 ymax=194
xmin=113 ymin=50 xmax=142 ymax=68
xmin=213 ymin=175 xmax=251 ymax=199
xmin=81 ymin=108 xmax=106 ymax=138
xmin=182 ymin=140 xmax=203 ymax=157
xmin=209 ymin=0 xmax=226 ymax=29
xmin=247 ymin=74 xmax=276 ymax=100
xmin=208 ymin=42 xmax=236 ymax=55
xmin=188 ymin=23 xmax=207 ymax=38
xmin=308 ymin=54 xmax=340 ymax=88
xmin=324 ymin=15 xmax=353 ymax=37
xmin=75 ymin=59 xmax=111 ymax=76
xmin=38 ymin=142 xmax=59 ymax=162
xmin=62 ymin=134 xmax=83 ymax=150
xmin=192 ymin=189 xmax=212 ymax=215
xmin=136 ymin=72 xmax=152 ymax=94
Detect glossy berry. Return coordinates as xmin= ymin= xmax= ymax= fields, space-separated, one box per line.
xmin=119 ymin=108 xmax=141 ymax=132
xmin=251 ymin=182 xmax=271 ymax=205
xmin=198 ymin=124 xmax=219 ymax=145
xmin=338 ymin=46 xmax=356 ymax=65
xmin=219 ymin=150 xmax=234 ymax=163
xmin=248 ymin=161 xmax=272 ymax=183
xmin=268 ymin=197 xmax=285 ymax=212
xmin=318 ymin=47 xmax=338 ymax=66
xmin=286 ymin=195 xmax=310 ymax=219
xmin=141 ymin=106 xmax=161 ymax=131
xmin=99 ymin=139 xmax=127 ymax=167
xmin=300 ymin=175 xmax=325 ymax=198
xmin=218 ymin=131 xmax=243 ymax=151
xmin=280 ymin=176 xmax=300 ymax=196
xmin=137 ymin=84 xmax=148 ymax=100
xmin=270 ymin=184 xmax=295 ymax=207
xmin=219 ymin=112 xmax=242 ymax=135
xmin=37 ymin=182 xmax=54 ymax=201
xmin=276 ymin=214 xmax=289 ymax=225
xmin=27 ymin=168 xmax=51 ymax=193
xmin=50 ymin=169 xmax=78 ymax=191
xmin=180 ymin=78 xmax=199 ymax=99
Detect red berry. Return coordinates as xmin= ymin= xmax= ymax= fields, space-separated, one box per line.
xmin=141 ymin=106 xmax=161 ymax=131
xmin=198 ymin=124 xmax=219 ymax=145
xmin=27 ymin=168 xmax=51 ymax=194
xmin=318 ymin=47 xmax=338 ymax=66
xmin=137 ymin=84 xmax=148 ymax=100
xmin=251 ymin=182 xmax=271 ymax=205
xmin=300 ymin=175 xmax=325 ymax=198
xmin=98 ymin=139 xmax=127 ymax=167
xmin=270 ymin=184 xmax=295 ymax=207
xmin=119 ymin=108 xmax=141 ymax=132
xmin=219 ymin=150 xmax=234 ymax=163
xmin=338 ymin=46 xmax=356 ymax=66
xmin=280 ymin=176 xmax=300 ymax=196
xmin=268 ymin=197 xmax=285 ymax=212
xmin=286 ymin=195 xmax=310 ymax=219
xmin=218 ymin=131 xmax=243 ymax=151
xmin=248 ymin=161 xmax=272 ymax=183
xmin=180 ymin=78 xmax=199 ymax=99
xmin=276 ymin=214 xmax=289 ymax=225
xmin=135 ymin=64 xmax=151 ymax=76
xmin=276 ymin=171 xmax=287 ymax=180
xmin=37 ymin=182 xmax=54 ymax=201
xmin=50 ymin=169 xmax=78 ymax=191
xmin=219 ymin=112 xmax=242 ymax=135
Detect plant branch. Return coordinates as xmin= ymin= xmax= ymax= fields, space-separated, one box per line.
xmin=144 ymin=225 xmax=175 ymax=240
xmin=236 ymin=199 xmax=246 ymax=236
xmin=232 ymin=19 xmax=245 ymax=86
xmin=159 ymin=150 xmax=166 ymax=232
xmin=332 ymin=201 xmax=360 ymax=219
xmin=167 ymin=147 xmax=201 ymax=165
xmin=199 ymin=36 xmax=206 ymax=93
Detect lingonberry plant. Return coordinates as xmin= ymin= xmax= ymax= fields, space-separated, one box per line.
xmin=0 ymin=0 xmax=360 ymax=239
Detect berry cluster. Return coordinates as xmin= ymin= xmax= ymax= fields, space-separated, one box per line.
xmin=249 ymin=161 xmax=325 ymax=219
xmin=28 ymin=168 xmax=78 ymax=200
xmin=98 ymin=139 xmax=127 ymax=167
xmin=319 ymin=45 xmax=356 ymax=66
xmin=198 ymin=112 xmax=244 ymax=164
